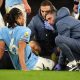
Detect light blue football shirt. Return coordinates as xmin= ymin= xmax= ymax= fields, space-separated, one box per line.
xmin=0 ymin=26 xmax=38 ymax=70
xmin=5 ymin=0 xmax=22 ymax=7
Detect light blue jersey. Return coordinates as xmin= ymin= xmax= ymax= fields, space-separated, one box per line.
xmin=0 ymin=26 xmax=38 ymax=70
xmin=5 ymin=0 xmax=22 ymax=7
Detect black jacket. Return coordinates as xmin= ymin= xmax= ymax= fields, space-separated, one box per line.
xmin=28 ymin=12 xmax=58 ymax=56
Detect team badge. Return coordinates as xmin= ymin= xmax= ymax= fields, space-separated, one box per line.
xmin=24 ymin=32 xmax=29 ymax=37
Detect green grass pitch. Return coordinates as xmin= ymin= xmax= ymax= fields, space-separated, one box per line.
xmin=0 ymin=70 xmax=80 ymax=80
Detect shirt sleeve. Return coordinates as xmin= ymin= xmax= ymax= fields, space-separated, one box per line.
xmin=0 ymin=28 xmax=3 ymax=40
xmin=19 ymin=28 xmax=31 ymax=43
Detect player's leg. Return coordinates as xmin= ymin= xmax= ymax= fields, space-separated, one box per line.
xmin=33 ymin=57 xmax=55 ymax=70
xmin=0 ymin=12 xmax=5 ymax=27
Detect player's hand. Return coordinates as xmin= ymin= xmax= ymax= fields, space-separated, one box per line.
xmin=25 ymin=4 xmax=31 ymax=14
xmin=73 ymin=4 xmax=78 ymax=13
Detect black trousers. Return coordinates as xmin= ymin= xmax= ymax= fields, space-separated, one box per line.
xmin=0 ymin=51 xmax=14 ymax=69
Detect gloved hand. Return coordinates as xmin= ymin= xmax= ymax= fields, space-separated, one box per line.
xmin=44 ymin=21 xmax=54 ymax=31
xmin=54 ymin=64 xmax=61 ymax=71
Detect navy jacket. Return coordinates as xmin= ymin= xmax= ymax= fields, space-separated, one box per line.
xmin=28 ymin=12 xmax=57 ymax=56
xmin=56 ymin=7 xmax=80 ymax=39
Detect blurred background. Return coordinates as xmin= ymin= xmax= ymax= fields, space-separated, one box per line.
xmin=0 ymin=0 xmax=74 ymax=23
xmin=28 ymin=0 xmax=74 ymax=23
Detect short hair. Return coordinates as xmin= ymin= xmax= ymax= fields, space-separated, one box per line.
xmin=45 ymin=10 xmax=56 ymax=20
xmin=40 ymin=0 xmax=57 ymax=12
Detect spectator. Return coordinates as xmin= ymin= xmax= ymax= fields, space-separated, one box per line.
xmin=73 ymin=0 xmax=80 ymax=19
xmin=28 ymin=0 xmax=58 ymax=60
xmin=73 ymin=0 xmax=79 ymax=13
xmin=55 ymin=7 xmax=80 ymax=71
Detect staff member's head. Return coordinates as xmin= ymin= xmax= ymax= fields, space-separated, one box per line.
xmin=40 ymin=0 xmax=56 ymax=19
xmin=45 ymin=11 xmax=56 ymax=25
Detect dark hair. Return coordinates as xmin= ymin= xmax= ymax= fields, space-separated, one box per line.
xmin=4 ymin=8 xmax=22 ymax=28
xmin=45 ymin=10 xmax=56 ymax=21
xmin=40 ymin=0 xmax=56 ymax=12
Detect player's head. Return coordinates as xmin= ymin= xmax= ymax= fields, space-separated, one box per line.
xmin=29 ymin=41 xmax=41 ymax=54
xmin=5 ymin=8 xmax=24 ymax=28
xmin=40 ymin=0 xmax=56 ymax=19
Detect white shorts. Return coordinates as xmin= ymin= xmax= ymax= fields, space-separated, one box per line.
xmin=33 ymin=57 xmax=55 ymax=70
xmin=0 ymin=12 xmax=5 ymax=27
xmin=6 ymin=4 xmax=26 ymax=26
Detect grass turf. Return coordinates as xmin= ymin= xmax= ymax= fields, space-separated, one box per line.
xmin=0 ymin=70 xmax=80 ymax=80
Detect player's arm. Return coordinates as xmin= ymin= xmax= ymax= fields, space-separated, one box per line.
xmin=0 ymin=0 xmax=3 ymax=8
xmin=0 ymin=41 xmax=5 ymax=59
xmin=18 ymin=40 xmax=28 ymax=71
xmin=18 ymin=28 xmax=31 ymax=71
xmin=22 ymin=0 xmax=31 ymax=14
